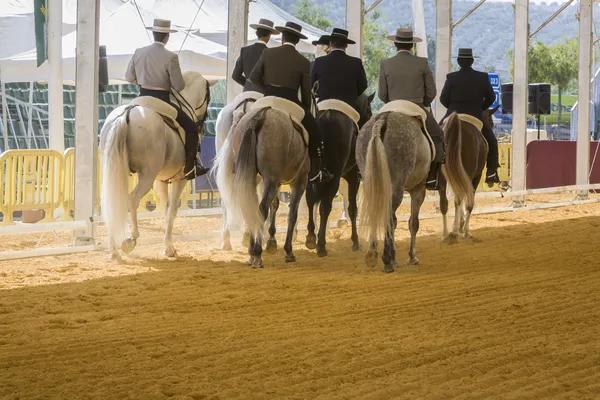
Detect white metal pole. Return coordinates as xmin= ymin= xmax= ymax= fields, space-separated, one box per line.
xmin=48 ymin=0 xmax=64 ymax=151
xmin=27 ymin=82 xmax=34 ymax=148
xmin=346 ymin=0 xmax=364 ymax=58
xmin=511 ymin=0 xmax=529 ymax=206
xmin=413 ymin=0 xmax=428 ymax=58
xmin=74 ymin=0 xmax=100 ymax=242
xmin=226 ymin=0 xmax=249 ymax=103
xmin=435 ymin=0 xmax=452 ymax=120
xmin=576 ymin=0 xmax=593 ymax=197
xmin=1 ymin=79 xmax=8 ymax=151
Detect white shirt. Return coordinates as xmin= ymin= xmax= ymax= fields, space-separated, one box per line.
xmin=283 ymin=42 xmax=296 ymax=48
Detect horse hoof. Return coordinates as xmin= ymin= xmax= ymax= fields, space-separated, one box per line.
xmin=305 ymin=234 xmax=317 ymax=250
xmin=317 ymin=248 xmax=328 ymax=258
xmin=382 ymin=263 xmax=395 ymax=273
xmin=407 ymin=257 xmax=419 ymax=266
xmin=445 ymin=233 xmax=459 ymax=245
xmin=109 ymin=252 xmax=121 ymax=261
xmin=121 ymin=238 xmax=136 ymax=254
xmin=266 ymin=238 xmax=278 ymax=254
xmin=247 ymin=256 xmax=255 ymax=266
xmin=242 ymin=232 xmax=251 ymax=248
xmin=365 ymin=251 xmax=378 ymax=268
xmin=352 ymin=242 xmax=360 ymax=252
xmin=463 ymin=233 xmax=473 ymax=240
xmin=252 ymin=258 xmax=264 ymax=269
xmin=221 ymin=241 xmax=232 ymax=251
xmin=163 ymin=247 xmax=177 ymax=258
xmin=285 ymin=254 xmax=296 ymax=263
xmin=337 ymin=219 xmax=348 ymax=228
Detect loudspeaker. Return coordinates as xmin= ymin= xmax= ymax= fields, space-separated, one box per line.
xmin=501 ymin=83 xmax=513 ymax=114
xmin=528 ymin=83 xmax=551 ymax=115
xmin=99 ymin=45 xmax=108 ymax=93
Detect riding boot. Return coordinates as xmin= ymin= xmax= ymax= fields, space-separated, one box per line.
xmin=485 ymin=169 xmax=500 ymax=187
xmin=425 ymin=162 xmax=442 ymax=191
xmin=309 ymin=142 xmax=334 ymax=183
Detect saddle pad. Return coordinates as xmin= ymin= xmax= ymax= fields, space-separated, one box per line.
xmin=233 ymin=91 xmax=263 ymax=110
xmin=458 ymin=114 xmax=483 ymax=131
xmin=317 ymin=99 xmax=360 ymax=132
xmin=251 ymin=96 xmax=309 ymax=146
xmin=379 ymin=100 xmax=435 ymax=160
xmin=130 ymin=96 xmax=186 ymax=145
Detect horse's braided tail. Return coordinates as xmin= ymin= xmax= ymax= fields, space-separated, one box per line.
xmin=100 ymin=110 xmax=131 ymax=248
xmin=229 ymin=107 xmax=269 ymax=239
xmin=359 ymin=114 xmax=393 ymax=244
xmin=443 ymin=112 xmax=474 ymax=209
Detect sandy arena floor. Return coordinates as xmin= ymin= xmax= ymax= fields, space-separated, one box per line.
xmin=1 ymin=195 xmax=600 ymax=399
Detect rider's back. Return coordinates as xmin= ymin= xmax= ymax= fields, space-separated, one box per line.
xmin=126 ymin=42 xmax=185 ymax=92
xmin=379 ymin=52 xmax=435 ymax=106
xmin=441 ymin=68 xmax=492 ymax=119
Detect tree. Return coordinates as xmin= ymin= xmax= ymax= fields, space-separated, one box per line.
xmin=507 ymin=39 xmax=578 ymax=126
xmin=363 ymin=10 xmax=393 ymax=89
xmin=293 ymin=0 xmax=332 ymax=31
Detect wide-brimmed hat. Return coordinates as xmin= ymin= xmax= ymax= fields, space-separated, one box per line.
xmin=275 ymin=21 xmax=308 ymax=40
xmin=249 ymin=18 xmax=280 ymax=35
xmin=387 ymin=28 xmax=422 ymax=43
xmin=454 ymin=48 xmax=479 ymax=59
xmin=146 ymin=18 xmax=177 ymax=33
xmin=325 ymin=28 xmax=356 ymax=44
xmin=312 ymin=35 xmax=330 ymax=46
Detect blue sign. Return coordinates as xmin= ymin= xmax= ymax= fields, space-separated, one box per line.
xmin=488 ymin=73 xmax=500 ymax=89
xmin=488 ymin=73 xmax=501 ymax=112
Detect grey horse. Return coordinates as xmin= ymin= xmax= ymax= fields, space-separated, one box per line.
xmin=100 ymin=71 xmax=212 ymax=261
xmin=215 ymin=105 xmax=309 ymax=268
xmin=356 ymin=110 xmax=432 ymax=273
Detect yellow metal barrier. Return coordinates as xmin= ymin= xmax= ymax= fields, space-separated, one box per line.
xmin=478 ymin=143 xmax=512 ymax=192
xmin=0 ymin=150 xmax=63 ymax=225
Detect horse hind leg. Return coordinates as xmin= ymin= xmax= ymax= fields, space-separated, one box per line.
xmin=266 ymin=196 xmax=280 ymax=254
xmin=251 ymin=181 xmax=278 ymax=268
xmin=345 ymin=168 xmax=361 ymax=251
xmin=244 ymin=176 xmax=263 ymax=248
xmin=285 ymin=181 xmax=307 ymax=264
xmin=407 ymin=186 xmax=426 ymax=266
xmin=305 ymin=183 xmax=317 ymax=250
xmin=447 ymin=199 xmax=462 ymax=245
xmin=337 ymin=178 xmax=349 ymax=227
xmin=163 ymin=179 xmax=188 ymax=258
xmin=317 ymin=177 xmax=341 ymax=257
xmin=381 ymin=193 xmax=402 ymax=273
xmin=122 ymin=173 xmax=155 ymax=254
xmin=439 ymin=176 xmax=451 ymax=243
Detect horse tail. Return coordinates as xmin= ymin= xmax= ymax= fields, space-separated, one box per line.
xmin=100 ymin=111 xmax=131 ymax=247
xmin=443 ymin=112 xmax=474 ymax=209
xmin=222 ymin=108 xmax=268 ymax=239
xmin=359 ymin=114 xmax=393 ymax=243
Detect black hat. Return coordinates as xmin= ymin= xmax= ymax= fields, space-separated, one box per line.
xmin=312 ymin=35 xmax=330 ymax=46
xmin=249 ymin=19 xmax=279 ymax=35
xmin=387 ymin=28 xmax=422 ymax=44
xmin=455 ymin=48 xmax=478 ymax=59
xmin=326 ymin=28 xmax=356 ymax=44
xmin=275 ymin=21 xmax=308 ymax=40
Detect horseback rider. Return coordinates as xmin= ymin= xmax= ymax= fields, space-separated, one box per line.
xmin=439 ymin=48 xmax=500 ymax=186
xmin=125 ymin=18 xmax=209 ymax=179
xmin=249 ymin=22 xmax=334 ymax=183
xmin=310 ymin=28 xmax=368 ymax=114
xmin=378 ymin=28 xmax=445 ymax=191
xmin=232 ymin=19 xmax=280 ymax=93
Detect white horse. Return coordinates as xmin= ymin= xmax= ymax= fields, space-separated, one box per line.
xmin=100 ymin=71 xmax=212 ymax=260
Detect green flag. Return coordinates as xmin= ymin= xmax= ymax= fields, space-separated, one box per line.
xmin=34 ymin=0 xmax=48 ymax=67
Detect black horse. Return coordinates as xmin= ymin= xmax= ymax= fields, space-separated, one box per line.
xmin=305 ymin=92 xmax=375 ymax=256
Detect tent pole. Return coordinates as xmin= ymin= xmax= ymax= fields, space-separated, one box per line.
xmin=1 ymin=77 xmax=8 ymax=151
xmin=576 ymin=0 xmax=593 ymax=198
xmin=413 ymin=0 xmax=428 ymax=58
xmin=346 ymin=0 xmax=364 ymax=58
xmin=74 ymin=0 xmax=100 ymax=242
xmin=48 ymin=0 xmax=64 ymax=151
xmin=226 ymin=0 xmax=249 ymax=103
xmin=435 ymin=0 xmax=452 ymax=120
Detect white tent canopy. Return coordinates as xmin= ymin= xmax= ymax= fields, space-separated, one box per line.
xmin=0 ymin=0 xmax=326 ymax=84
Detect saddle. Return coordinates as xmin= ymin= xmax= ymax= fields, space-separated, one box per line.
xmin=233 ymin=91 xmax=263 ymax=111
xmin=317 ymin=99 xmax=360 ymax=133
xmin=251 ymin=96 xmax=309 ymax=146
xmin=457 ymin=114 xmax=488 ymax=150
xmin=379 ymin=100 xmax=436 ymax=160
xmin=130 ymin=96 xmax=186 ymax=145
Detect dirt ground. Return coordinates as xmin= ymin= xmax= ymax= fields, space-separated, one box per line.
xmin=1 ymin=194 xmax=600 ymax=399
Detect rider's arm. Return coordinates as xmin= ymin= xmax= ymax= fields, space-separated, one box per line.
xmin=249 ymin=53 xmax=266 ymax=93
xmin=125 ymin=55 xmax=137 ymax=84
xmin=232 ymin=50 xmax=246 ymax=87
xmin=423 ymin=61 xmax=436 ymax=106
xmin=482 ymin=74 xmax=496 ymax=110
xmin=357 ymin=60 xmax=368 ymax=97
xmin=378 ymin=63 xmax=389 ymax=103
xmin=440 ymin=77 xmax=450 ymax=108
xmin=168 ymin=54 xmax=186 ymax=92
